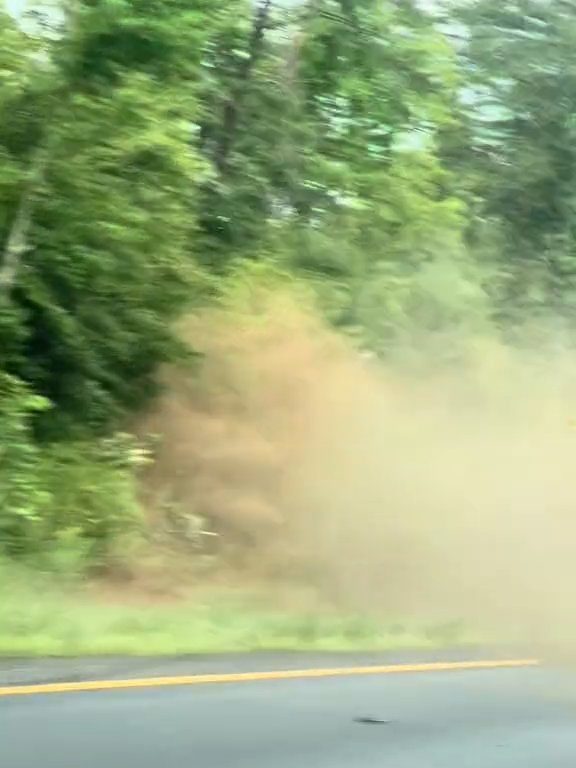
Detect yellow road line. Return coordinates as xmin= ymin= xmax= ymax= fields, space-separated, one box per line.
xmin=0 ymin=658 xmax=539 ymax=698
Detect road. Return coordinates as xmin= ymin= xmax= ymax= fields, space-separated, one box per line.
xmin=2 ymin=664 xmax=576 ymax=767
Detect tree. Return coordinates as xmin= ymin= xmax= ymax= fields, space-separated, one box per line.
xmin=0 ymin=2 xmax=222 ymax=436
xmin=449 ymin=0 xmax=576 ymax=323
xmin=271 ymin=0 xmax=482 ymax=356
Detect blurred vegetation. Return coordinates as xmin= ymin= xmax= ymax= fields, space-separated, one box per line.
xmin=1 ymin=0 xmax=576 ymax=587
xmin=0 ymin=558 xmax=474 ymax=655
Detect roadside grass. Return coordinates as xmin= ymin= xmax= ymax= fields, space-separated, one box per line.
xmin=0 ymin=563 xmax=473 ymax=657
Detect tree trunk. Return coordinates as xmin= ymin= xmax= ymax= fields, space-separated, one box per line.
xmin=215 ymin=0 xmax=274 ymax=173
xmin=0 ymin=150 xmax=45 ymax=300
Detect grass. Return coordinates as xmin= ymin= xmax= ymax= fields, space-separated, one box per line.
xmin=0 ymin=563 xmax=473 ymax=657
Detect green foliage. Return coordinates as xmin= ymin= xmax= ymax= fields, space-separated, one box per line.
xmin=449 ymin=0 xmax=576 ymax=320
xmin=0 ymin=2 xmax=216 ymax=436
xmin=0 ymin=373 xmax=50 ymax=555
xmin=194 ymin=0 xmax=479 ymax=358
xmin=18 ymin=74 xmax=205 ymax=435
xmin=34 ymin=433 xmax=148 ymax=567
xmin=2 ymin=431 xmax=145 ymax=575
xmin=0 ymin=378 xmax=146 ymax=563
xmin=0 ymin=369 xmax=147 ymax=564
xmin=3 ymin=0 xmax=576 ymax=573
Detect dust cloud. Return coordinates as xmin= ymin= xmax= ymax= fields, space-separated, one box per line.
xmin=140 ymin=279 xmax=576 ymax=651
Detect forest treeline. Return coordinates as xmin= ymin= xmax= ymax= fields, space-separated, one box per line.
xmin=1 ymin=0 xmax=575 ymax=570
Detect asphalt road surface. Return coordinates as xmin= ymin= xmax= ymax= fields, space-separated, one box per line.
xmin=3 ymin=665 xmax=576 ymax=767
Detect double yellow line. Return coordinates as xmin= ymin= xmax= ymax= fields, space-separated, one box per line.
xmin=0 ymin=658 xmax=539 ymax=698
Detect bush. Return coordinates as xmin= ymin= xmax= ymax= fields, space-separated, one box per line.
xmin=0 ymin=373 xmax=50 ymax=556
xmin=35 ymin=433 xmax=149 ymax=569
xmin=0 ymin=375 xmax=148 ymax=569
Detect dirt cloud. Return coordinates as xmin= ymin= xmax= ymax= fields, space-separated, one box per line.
xmin=140 ymin=274 xmax=576 ymax=648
